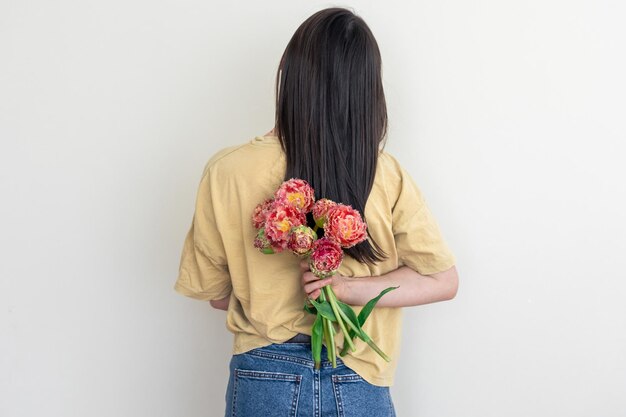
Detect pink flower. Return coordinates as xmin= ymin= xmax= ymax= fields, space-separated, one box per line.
xmin=274 ymin=178 xmax=315 ymax=213
xmin=309 ymin=237 xmax=343 ymax=278
xmin=312 ymin=198 xmax=338 ymax=228
xmin=325 ymin=204 xmax=368 ymax=248
xmin=287 ymin=225 xmax=318 ymax=257
xmin=264 ymin=203 xmax=306 ymax=251
xmin=252 ymin=198 xmax=275 ymax=229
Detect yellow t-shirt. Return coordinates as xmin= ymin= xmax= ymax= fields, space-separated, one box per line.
xmin=174 ymin=134 xmax=456 ymax=387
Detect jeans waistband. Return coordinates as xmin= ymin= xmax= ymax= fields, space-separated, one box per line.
xmin=283 ymin=332 xmax=312 ymax=343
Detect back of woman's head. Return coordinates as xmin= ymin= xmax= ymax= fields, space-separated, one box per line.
xmin=275 ymin=7 xmax=387 ymax=264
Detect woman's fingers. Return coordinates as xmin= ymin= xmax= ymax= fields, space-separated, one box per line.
xmin=301 ymin=261 xmax=333 ymax=299
xmin=302 ymin=270 xmax=318 ymax=284
xmin=304 ymin=275 xmax=333 ymax=299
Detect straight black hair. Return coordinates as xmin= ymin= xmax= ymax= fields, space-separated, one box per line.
xmin=275 ymin=7 xmax=388 ymax=264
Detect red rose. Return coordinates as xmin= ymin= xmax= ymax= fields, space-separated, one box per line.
xmin=325 ymin=204 xmax=368 ymax=248
xmin=274 ymin=178 xmax=315 ymax=213
xmin=309 ymin=237 xmax=343 ymax=278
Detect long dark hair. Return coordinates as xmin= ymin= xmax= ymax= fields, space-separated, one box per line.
xmin=275 ymin=7 xmax=388 ymax=264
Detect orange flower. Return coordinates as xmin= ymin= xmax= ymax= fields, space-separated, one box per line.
xmin=325 ymin=204 xmax=367 ymax=248
xmin=264 ymin=203 xmax=306 ymax=251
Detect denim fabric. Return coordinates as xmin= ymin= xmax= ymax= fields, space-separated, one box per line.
xmin=224 ymin=342 xmax=396 ymax=417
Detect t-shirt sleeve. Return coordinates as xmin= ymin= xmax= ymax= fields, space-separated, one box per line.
xmin=173 ymin=164 xmax=232 ymax=301
xmin=391 ymin=162 xmax=456 ymax=275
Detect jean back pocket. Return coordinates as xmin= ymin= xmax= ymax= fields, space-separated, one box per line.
xmin=332 ymin=373 xmax=395 ymax=417
xmin=232 ymin=368 xmax=302 ymax=417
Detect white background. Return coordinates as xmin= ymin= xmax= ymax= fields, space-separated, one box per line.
xmin=1 ymin=1 xmax=625 ymax=416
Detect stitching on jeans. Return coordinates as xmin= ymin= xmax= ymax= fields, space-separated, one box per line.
xmin=235 ymin=368 xmax=301 ymax=381
xmin=245 ymin=349 xmax=313 ymax=367
xmin=332 ymin=376 xmax=344 ymax=417
xmin=232 ymin=369 xmax=239 ymax=417
xmin=233 ymin=368 xmax=302 ymax=416
xmin=245 ymin=348 xmax=346 ymax=369
xmin=332 ymin=374 xmax=392 ymax=416
xmin=332 ymin=373 xmax=363 ymax=382
xmin=314 ymin=369 xmax=320 ymax=417
xmin=290 ymin=376 xmax=301 ymax=417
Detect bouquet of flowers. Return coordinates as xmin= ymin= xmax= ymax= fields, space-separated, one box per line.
xmin=252 ymin=178 xmax=398 ymax=369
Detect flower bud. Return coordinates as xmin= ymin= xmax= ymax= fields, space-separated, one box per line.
xmin=312 ymin=198 xmax=338 ymax=228
xmin=309 ymin=237 xmax=343 ymax=278
xmin=253 ymin=228 xmax=275 ymax=254
xmin=287 ymin=225 xmax=317 ymax=257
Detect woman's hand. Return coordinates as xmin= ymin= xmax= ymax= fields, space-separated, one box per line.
xmin=300 ymin=259 xmax=349 ymax=302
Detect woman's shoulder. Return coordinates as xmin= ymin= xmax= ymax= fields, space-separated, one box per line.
xmin=375 ymin=149 xmax=427 ymax=206
xmin=202 ymin=144 xmax=245 ymax=173
xmin=200 ymin=136 xmax=282 ymax=178
xmin=377 ymin=149 xmax=406 ymax=183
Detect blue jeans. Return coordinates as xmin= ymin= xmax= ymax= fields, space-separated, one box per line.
xmin=224 ymin=341 xmax=396 ymax=417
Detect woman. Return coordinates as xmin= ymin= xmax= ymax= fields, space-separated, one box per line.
xmin=174 ymin=7 xmax=459 ymax=417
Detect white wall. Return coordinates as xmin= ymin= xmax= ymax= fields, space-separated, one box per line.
xmin=1 ymin=1 xmax=625 ymax=416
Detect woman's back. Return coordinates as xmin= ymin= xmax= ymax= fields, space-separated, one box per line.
xmin=174 ymin=132 xmax=456 ymax=386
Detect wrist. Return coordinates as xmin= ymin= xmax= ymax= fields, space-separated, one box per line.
xmin=341 ymin=275 xmax=364 ymax=306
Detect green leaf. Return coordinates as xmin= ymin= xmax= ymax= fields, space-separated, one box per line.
xmin=303 ymin=301 xmax=316 ymax=315
xmin=309 ymin=298 xmax=337 ymax=322
xmin=358 ymin=286 xmax=400 ymax=325
xmin=335 ymin=300 xmax=362 ymax=334
xmin=311 ymin=314 xmax=323 ymax=369
xmin=340 ymin=286 xmax=399 ymax=347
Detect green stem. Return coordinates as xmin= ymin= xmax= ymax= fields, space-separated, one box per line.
xmin=311 ymin=314 xmax=322 ymax=369
xmin=323 ymin=285 xmax=356 ymax=352
xmin=321 ymin=316 xmax=330 ymax=360
xmin=360 ymin=332 xmax=391 ymax=362
xmin=339 ymin=343 xmax=349 ymax=357
xmin=327 ymin=286 xmax=391 ymax=362
xmin=319 ymin=289 xmax=336 ymax=367
xmin=327 ymin=317 xmax=337 ymax=366
xmin=326 ymin=287 xmax=360 ymax=334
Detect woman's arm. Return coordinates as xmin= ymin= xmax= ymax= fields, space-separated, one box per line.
xmin=340 ymin=265 xmax=459 ymax=307
xmin=302 ymin=260 xmax=459 ymax=308
xmin=209 ymin=295 xmax=230 ymax=310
